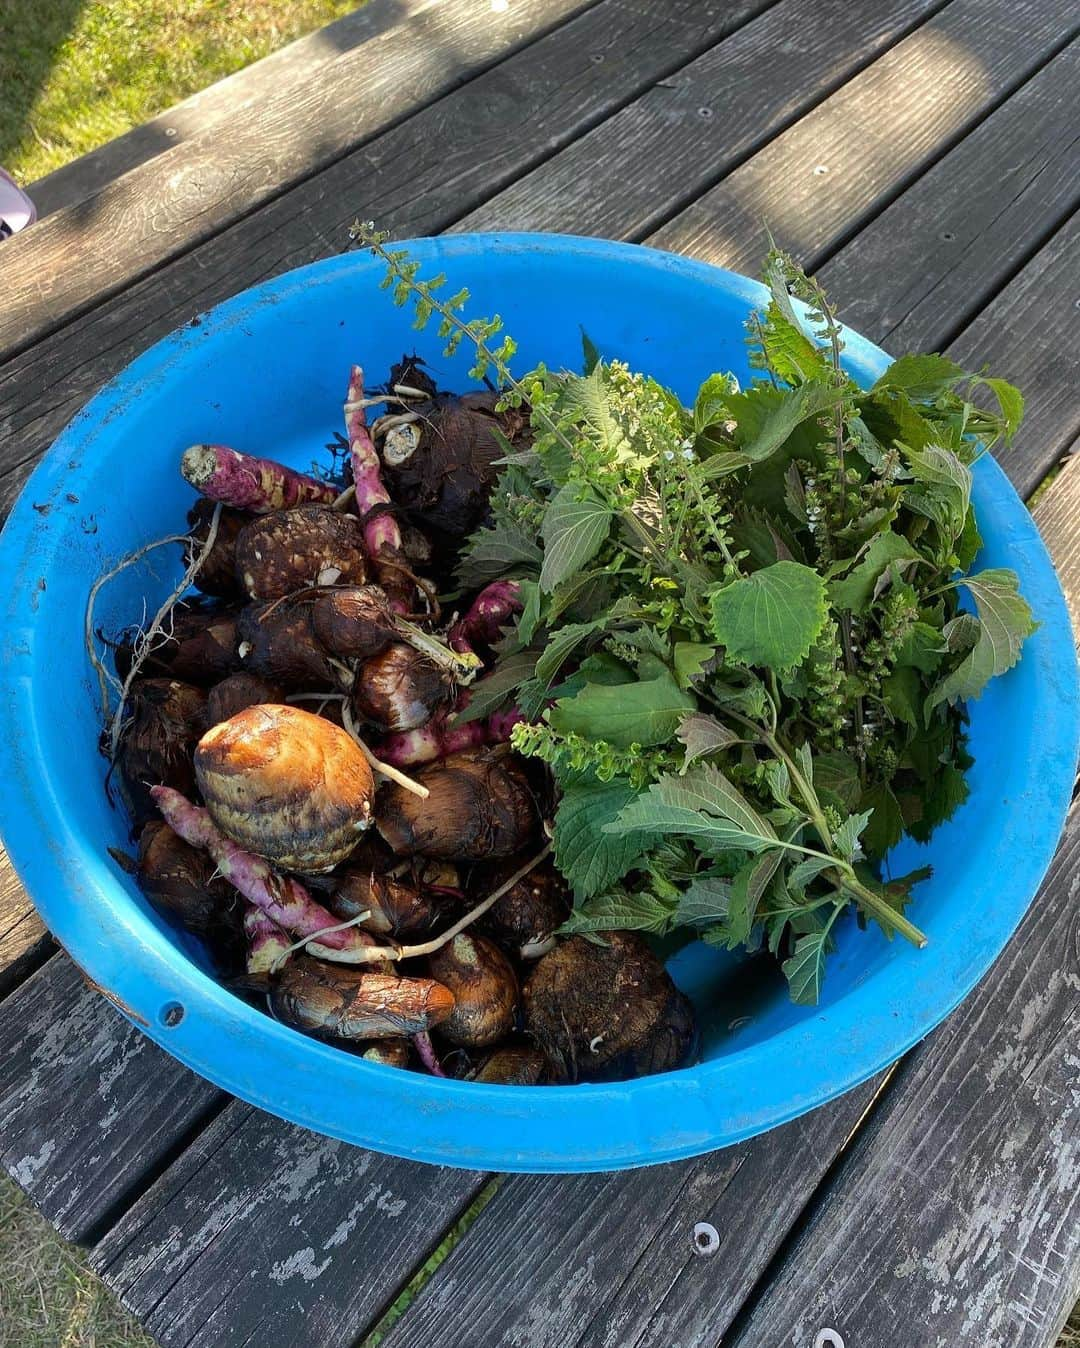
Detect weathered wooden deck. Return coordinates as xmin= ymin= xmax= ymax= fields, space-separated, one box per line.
xmin=0 ymin=1 xmax=1078 ymax=1344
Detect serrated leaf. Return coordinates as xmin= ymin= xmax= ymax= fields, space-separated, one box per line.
xmin=903 ymin=446 xmax=972 ymax=542
xmin=534 ymin=617 xmax=609 ymax=687
xmin=794 ymin=741 xmax=814 ymax=787
xmin=882 ymin=665 xmax=921 ymax=728
xmin=872 ymin=354 xmax=965 ymax=400
xmin=580 ymin=327 xmax=601 ymax=375
xmin=675 ymin=874 xmax=732 ymax=925
xmin=550 ymin=670 xmax=695 ymax=749
xmin=727 ymin=380 xmax=849 ymax=462
xmin=554 ymin=776 xmax=654 ymax=900
xmin=829 ymin=532 xmax=921 ymax=613
xmin=673 ymin=642 xmax=715 ymax=689
xmin=788 ymin=854 xmax=834 ymax=891
xmin=708 ymin=561 xmax=828 ymax=671
xmin=608 ymin=764 xmax=778 ymax=853
xmin=516 ymin=580 xmax=542 ymax=646
xmin=694 ymin=372 xmax=737 ymax=432
xmin=907 ymin=763 xmax=969 ymax=842
xmin=813 ymin=751 xmax=862 ymax=811
xmin=861 ymin=389 xmax=940 ymax=452
xmin=559 ymin=890 xmax=675 ymax=935
xmin=539 ymin=483 xmax=613 ymax=592
xmin=978 ymin=376 xmax=1024 ymax=440
xmin=926 ymin=568 xmax=1036 ymax=710
xmin=453 ymin=651 xmax=536 ymax=725
xmin=677 ymin=713 xmax=740 ymax=768
xmin=456 ymin=517 xmax=543 ymax=587
xmin=860 ymin=782 xmax=904 ymax=858
xmin=833 ymin=808 xmax=873 ymax=862
xmin=783 ymin=930 xmax=830 ymax=1005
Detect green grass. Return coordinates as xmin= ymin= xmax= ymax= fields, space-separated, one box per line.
xmin=0 ymin=1174 xmax=157 ymax=1348
xmin=0 ymin=0 xmax=362 ymax=183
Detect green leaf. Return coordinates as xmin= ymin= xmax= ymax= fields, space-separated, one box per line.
xmin=708 ymin=561 xmax=828 ymax=671
xmin=861 ymin=389 xmax=940 ymax=452
xmin=694 ymin=372 xmax=737 ymax=432
xmin=559 ymin=890 xmax=675 ymax=935
xmin=979 ymin=376 xmax=1024 ymax=440
xmin=756 ymin=298 xmax=829 ymax=386
xmin=673 ymin=642 xmax=715 ymax=689
xmin=580 ymin=327 xmax=601 ymax=375
xmin=955 ymin=507 xmax=983 ymax=572
xmin=903 ymin=446 xmax=972 ymax=542
xmin=833 ymin=809 xmax=873 ymax=862
xmin=783 ymin=930 xmax=830 ymax=1005
xmin=677 ymin=713 xmax=740 ymax=768
xmin=794 ymin=741 xmax=814 ymax=787
xmin=926 ymin=568 xmax=1037 ymax=710
xmin=554 ymin=776 xmax=654 ymax=900
xmin=788 ymin=855 xmax=834 ymax=891
xmin=882 ymin=665 xmax=921 ymax=728
xmin=829 ymin=532 xmax=921 ymax=613
xmin=456 ymin=518 xmax=543 ymax=588
xmin=861 ymin=782 xmax=904 ymax=858
xmin=895 ymin=621 xmax=947 ymax=674
xmin=907 ymin=763 xmax=969 ymax=842
xmin=608 ymin=764 xmax=779 ymax=852
xmin=549 ymin=670 xmax=696 ymax=749
xmin=534 ymin=617 xmax=609 ymax=687
xmin=727 ymin=380 xmax=849 ymax=462
xmin=539 ymin=483 xmax=614 ymax=592
xmin=872 ymin=354 xmax=965 ymax=400
xmin=453 ymin=651 xmax=536 ymax=724
xmin=813 ymin=751 xmax=862 ymax=811
xmin=516 ymin=580 xmax=543 ymax=646
xmin=675 ymin=874 xmax=732 ymax=926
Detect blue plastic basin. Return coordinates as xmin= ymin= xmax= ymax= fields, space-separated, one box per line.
xmin=1 ymin=234 xmax=1076 ymax=1171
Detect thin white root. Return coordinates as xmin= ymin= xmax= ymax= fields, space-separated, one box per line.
xmin=393 ymin=384 xmax=430 ymax=399
xmin=371 ymin=411 xmax=422 ymax=438
xmin=341 ymin=702 xmax=430 ymax=800
xmin=270 ymin=909 xmax=373 ymax=973
xmin=331 ymin=483 xmax=356 ymax=511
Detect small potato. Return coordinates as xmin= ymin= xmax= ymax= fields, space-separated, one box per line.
xmin=328 ymin=868 xmax=440 ymax=937
xmin=194 ymin=703 xmax=374 ymax=872
xmin=469 ymin=1044 xmax=547 ymax=1085
xmin=350 ymin=643 xmax=454 ymax=733
xmin=429 ymin=934 xmax=518 ymax=1049
xmin=476 ymin=861 xmax=571 ymax=958
xmin=234 ymin=504 xmax=367 ymax=602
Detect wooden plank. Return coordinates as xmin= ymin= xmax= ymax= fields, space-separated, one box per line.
xmin=26 ymin=0 xmax=448 ymax=219
xmin=372 ymin=1080 xmax=885 ymax=1348
xmin=724 ymin=804 xmax=1080 ymax=1348
xmin=647 ymin=5 xmax=1078 ymax=272
xmin=0 ymin=954 xmax=223 ymax=1241
xmin=0 ymin=0 xmax=942 ymax=513
xmin=0 ymin=846 xmax=51 ymax=998
xmin=1032 ymin=455 xmax=1080 ymax=640
xmin=91 ymin=1103 xmax=486 ymax=1348
xmin=0 ymin=0 xmax=602 ymax=359
xmin=456 ymin=0 xmax=1073 ymax=242
xmin=811 ymin=40 xmax=1080 ymax=352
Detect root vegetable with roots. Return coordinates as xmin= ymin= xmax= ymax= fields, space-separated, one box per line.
xmin=350 ymin=642 xmax=456 ymax=734
xmin=345 ymin=366 xmax=413 ymax=611
xmin=181 ymin=444 xmax=339 ymax=513
xmin=377 ymin=695 xmax=524 ymax=767
xmin=234 ymin=505 xmax=368 ymax=602
xmin=244 ymin=906 xmax=293 ymax=975
xmin=269 ymin=956 xmax=455 ymax=1041
xmin=448 ymin=580 xmax=523 ymax=656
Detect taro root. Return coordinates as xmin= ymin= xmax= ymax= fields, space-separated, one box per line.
xmin=167 ymin=611 xmax=240 ymax=684
xmin=311 ymin=586 xmax=399 ymax=661
xmin=350 ymin=643 xmax=454 ymax=733
xmin=237 ymin=599 xmax=346 ymax=690
xmin=136 ymin=820 xmax=233 ymax=936
xmin=429 ymin=934 xmax=518 ymax=1049
xmin=475 ymin=860 xmax=571 ymax=959
xmin=380 ymin=390 xmax=532 ymax=550
xmin=470 ymin=1044 xmax=547 ymax=1085
xmin=270 ymin=955 xmax=454 ymax=1040
xmin=186 ymin=500 xmax=252 ymax=599
xmin=328 ymin=868 xmax=439 ymax=936
xmin=116 ymin=678 xmax=207 ymax=826
xmin=376 ymin=748 xmax=538 ymax=860
xmin=400 ymin=521 xmax=433 ymax=567
xmin=523 ymin=932 xmax=698 ymax=1083
xmin=206 ymin=672 xmax=285 ymax=726
xmin=194 ymin=704 xmax=375 ymax=872
xmin=361 ymin=1040 xmax=411 ymax=1068
xmin=234 ymin=504 xmax=367 ymax=602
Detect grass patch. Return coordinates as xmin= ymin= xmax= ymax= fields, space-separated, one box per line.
xmin=0 ymin=0 xmax=362 ymax=183
xmin=0 ymin=1173 xmax=158 ymax=1348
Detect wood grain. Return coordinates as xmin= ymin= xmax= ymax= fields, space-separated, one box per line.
xmin=27 ymin=0 xmax=449 ymax=219
xmin=0 ymin=0 xmax=602 ymax=358
xmin=0 ymin=955 xmax=223 ymax=1240
xmin=374 ymin=1079 xmax=885 ymax=1348
xmin=92 ymin=1103 xmax=486 ymax=1348
xmin=648 ymin=1 xmax=1078 ymax=273
xmin=1032 ymin=455 xmax=1080 ymax=640
xmin=0 ymin=846 xmax=50 ymax=998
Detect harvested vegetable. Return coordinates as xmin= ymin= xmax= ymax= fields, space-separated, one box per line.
xmin=181 ymin=444 xmax=338 ymax=513
xmin=185 ymin=500 xmax=251 ymax=599
xmin=244 ymin=905 xmax=292 ymax=975
xmin=428 ymin=933 xmax=518 ymax=1049
xmin=269 ymin=955 xmax=455 ymax=1040
xmin=351 ymin=642 xmax=455 ymax=733
xmin=194 ymin=704 xmax=374 ymax=871
xmin=136 ymin=819 xmax=234 ymax=938
xmin=237 ymin=598 xmax=347 ymax=690
xmin=362 ymin=1041 xmax=412 ymax=1068
xmin=115 ymin=678 xmax=206 ymax=826
xmin=475 ymin=859 xmax=571 ymax=959
xmin=328 ymin=867 xmax=439 ymax=936
xmin=206 ymin=671 xmax=285 ymax=725
xmin=469 ymin=1044 xmax=547 ymax=1085
xmin=234 ymin=505 xmax=367 ymax=602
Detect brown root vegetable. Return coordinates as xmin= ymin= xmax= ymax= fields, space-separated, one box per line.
xmin=400 ymin=521 xmax=434 ymax=567
xmin=185 ymin=500 xmax=252 ymax=599
xmin=350 ymin=643 xmax=455 ymax=733
xmin=523 ymin=933 xmax=698 ymax=1083
xmin=361 ymin=1040 xmax=411 ymax=1068
xmin=328 ymin=868 xmax=439 ymax=936
xmin=470 ymin=1044 xmax=547 ymax=1085
xmin=310 ymin=586 xmax=400 ymax=661
xmin=113 ymin=599 xmax=238 ymax=685
xmin=136 ymin=820 xmax=233 ymax=935
xmin=194 ymin=704 xmax=375 ymax=871
xmin=270 ymin=955 xmax=454 ymax=1040
xmin=206 ymin=672 xmax=285 ymax=726
xmin=380 ymin=391 xmax=532 ymax=549
xmin=167 ymin=612 xmax=240 ymax=684
xmin=376 ymin=749 xmax=538 ymax=860
xmin=234 ymin=505 xmax=367 ymax=602
xmin=428 ymin=934 xmax=518 ymax=1049
xmin=237 ymin=600 xmax=347 ymax=690
xmin=116 ymin=679 xmax=207 ymax=826
xmin=475 ymin=861 xmax=571 ymax=959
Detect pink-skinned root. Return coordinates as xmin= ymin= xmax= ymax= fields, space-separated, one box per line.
xmin=345 ymin=366 xmax=412 ymax=611
xmin=151 ymin=786 xmax=378 ymax=961
xmin=413 ymin=1029 xmax=448 ymax=1077
xmin=449 ymin=580 xmax=523 ymax=654
xmin=377 ymin=694 xmax=524 ymax=767
xmin=180 ymin=445 xmax=338 ymax=513
xmin=244 ymin=905 xmax=293 ymax=974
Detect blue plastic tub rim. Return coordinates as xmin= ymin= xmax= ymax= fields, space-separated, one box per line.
xmin=0 ymin=233 xmax=1076 ymax=1172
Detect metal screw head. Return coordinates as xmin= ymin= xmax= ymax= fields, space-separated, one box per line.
xmin=813 ymin=164 xmax=829 ymax=176
xmin=692 ymin=1221 xmax=720 ymax=1256
xmin=813 ymin=1330 xmax=846 ymax=1348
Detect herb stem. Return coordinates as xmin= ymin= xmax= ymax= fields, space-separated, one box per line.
xmin=832 ymin=871 xmax=928 ymax=948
